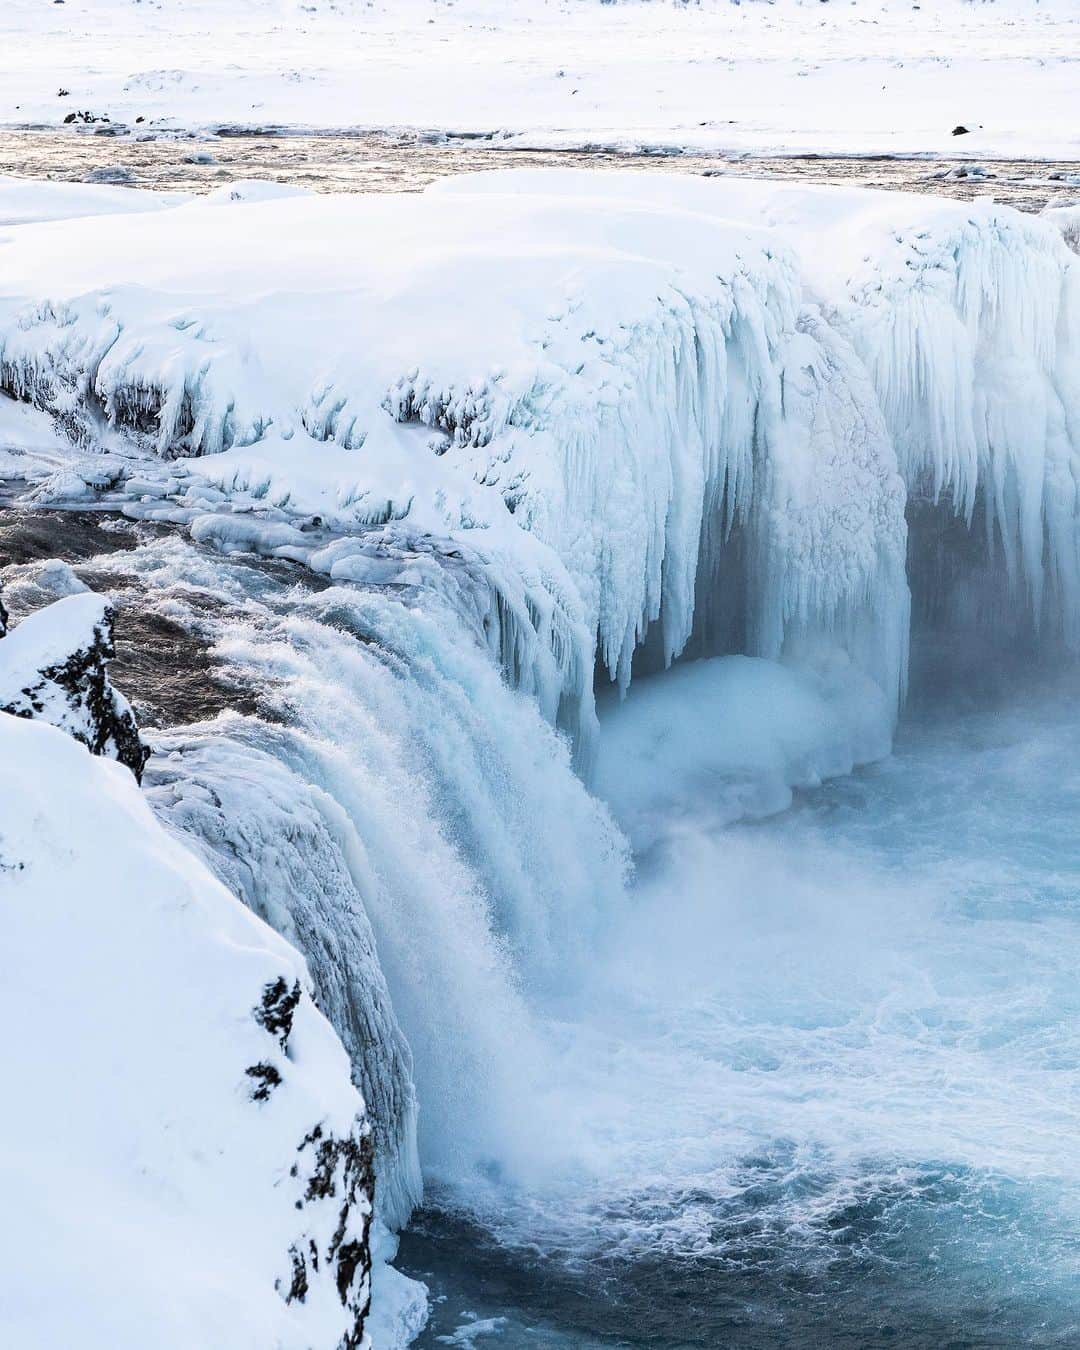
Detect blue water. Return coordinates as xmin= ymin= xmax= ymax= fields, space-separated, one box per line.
xmin=400 ymin=676 xmax=1080 ymax=1347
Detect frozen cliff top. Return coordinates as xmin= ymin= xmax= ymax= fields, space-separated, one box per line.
xmin=2 ymin=169 xmax=1078 ymax=731
xmin=0 ymin=703 xmax=377 ymax=1349
xmin=0 ymin=173 xmax=913 ymax=716
xmin=0 ymin=0 xmax=1077 ymax=158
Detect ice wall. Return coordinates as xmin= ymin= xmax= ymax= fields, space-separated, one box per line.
xmin=89 ymin=532 xmax=629 ymax=1227
xmin=442 ymin=171 xmax=1080 ymax=659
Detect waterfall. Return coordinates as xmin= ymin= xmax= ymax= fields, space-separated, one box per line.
xmin=83 ymin=532 xmax=630 ymax=1230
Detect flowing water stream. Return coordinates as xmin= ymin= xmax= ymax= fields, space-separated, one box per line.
xmin=2 ymin=505 xmax=1076 ymax=1348
xmin=2 ymin=128 xmax=1080 ymax=211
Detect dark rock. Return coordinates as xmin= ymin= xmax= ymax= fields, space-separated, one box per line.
xmin=245 ymin=1061 xmax=283 ymax=1102
xmin=255 ymin=977 xmax=303 ymax=1049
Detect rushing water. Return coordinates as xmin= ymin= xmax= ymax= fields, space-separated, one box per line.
xmin=1 ymin=128 xmax=1079 ymax=212
xmin=399 ymin=675 xmax=1080 ymax=1348
xmin=3 ymin=506 xmax=1078 ymax=1348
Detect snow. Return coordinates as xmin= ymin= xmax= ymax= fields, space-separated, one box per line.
xmin=0 ymin=173 xmax=916 ymax=741
xmin=0 ymin=0 xmax=1077 ymax=158
xmin=0 ymin=175 xmax=185 ymax=226
xmin=0 ymin=707 xmax=377 ymax=1349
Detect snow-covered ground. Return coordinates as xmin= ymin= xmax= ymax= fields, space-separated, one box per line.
xmin=1 ymin=0 xmax=1077 ymax=158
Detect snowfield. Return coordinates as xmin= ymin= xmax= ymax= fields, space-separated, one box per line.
xmin=1 ymin=0 xmax=1077 ymax=158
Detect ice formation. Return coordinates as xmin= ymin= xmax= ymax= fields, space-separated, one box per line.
xmin=0 ymin=176 xmax=923 ymax=733
xmin=444 ymin=171 xmax=1080 ymax=655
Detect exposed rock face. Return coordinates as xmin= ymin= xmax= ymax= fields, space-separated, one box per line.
xmin=249 ymin=976 xmax=376 ymax=1346
xmin=0 ymin=587 xmax=148 ymax=778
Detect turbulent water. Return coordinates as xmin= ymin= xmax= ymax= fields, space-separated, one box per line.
xmin=5 ymin=508 xmax=1076 ymax=1348
xmin=402 ymin=677 xmax=1080 ymax=1349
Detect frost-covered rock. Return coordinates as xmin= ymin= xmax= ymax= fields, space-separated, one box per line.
xmin=0 ymin=589 xmax=148 ymax=778
xmin=0 ymin=709 xmax=375 ymax=1349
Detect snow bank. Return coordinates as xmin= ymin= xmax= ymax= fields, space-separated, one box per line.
xmin=0 ymin=708 xmax=379 ymax=1349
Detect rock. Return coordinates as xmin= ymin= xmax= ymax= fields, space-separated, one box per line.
xmin=0 ymin=591 xmax=149 ymax=779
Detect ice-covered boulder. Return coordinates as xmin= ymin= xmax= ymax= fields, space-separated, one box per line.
xmin=0 ymin=589 xmax=148 ymax=778
xmin=0 ymin=709 xmax=376 ymax=1349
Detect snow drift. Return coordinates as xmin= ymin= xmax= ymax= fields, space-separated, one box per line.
xmin=0 ymin=603 xmax=377 ymax=1348
xmin=0 ymin=173 xmax=922 ymax=734
xmin=5 ymin=171 xmax=1077 ymax=722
